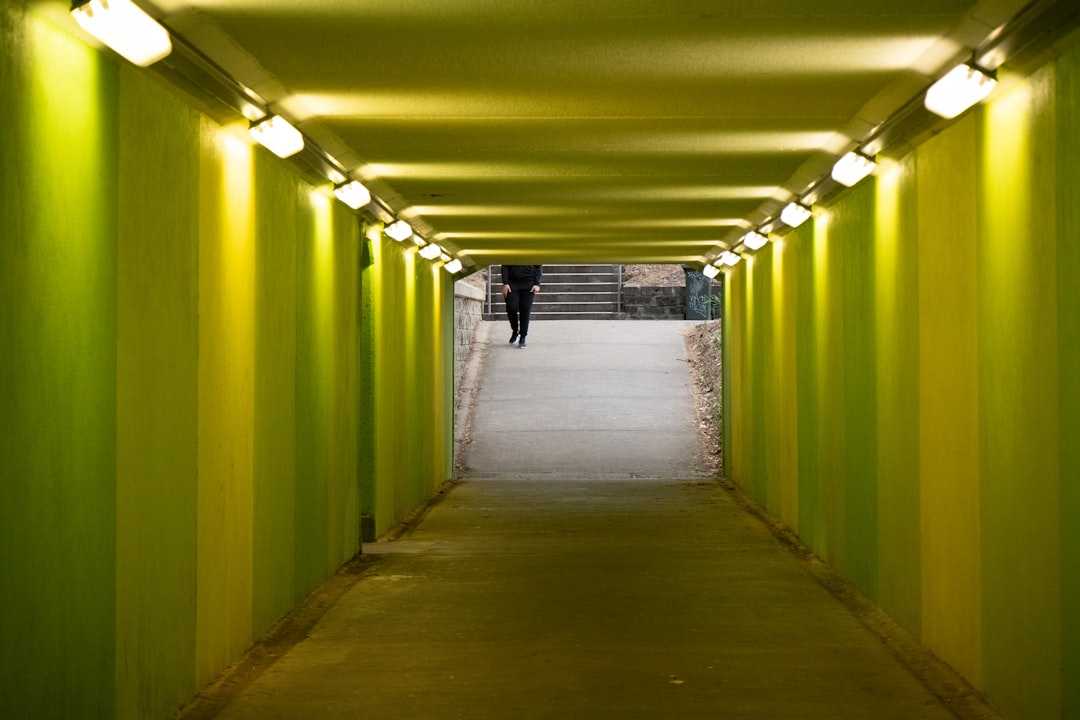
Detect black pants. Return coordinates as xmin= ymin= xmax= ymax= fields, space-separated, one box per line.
xmin=505 ymin=288 xmax=536 ymax=338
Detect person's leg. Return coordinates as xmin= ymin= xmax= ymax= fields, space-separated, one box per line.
xmin=518 ymin=290 xmax=536 ymax=343
xmin=505 ymin=289 xmax=521 ymax=342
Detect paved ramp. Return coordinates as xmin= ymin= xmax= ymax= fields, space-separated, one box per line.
xmin=462 ymin=320 xmax=707 ymax=477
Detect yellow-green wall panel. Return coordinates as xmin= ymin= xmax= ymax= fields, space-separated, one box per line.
xmin=750 ymin=251 xmax=778 ymax=513
xmin=717 ymin=35 xmax=1080 ymax=720
xmin=252 ymin=152 xmax=299 ymax=636
xmin=439 ymin=273 xmax=457 ymax=482
xmin=830 ymin=183 xmax=879 ymax=598
xmin=374 ymin=236 xmax=405 ymax=534
xmin=296 ymin=190 xmax=335 ymax=592
xmin=426 ymin=266 xmax=444 ymax=485
xmin=772 ymin=237 xmax=799 ymax=531
xmin=115 ymin=67 xmax=200 ymax=720
xmin=415 ymin=262 xmax=440 ymax=497
xmin=3 ymin=5 xmax=459 ymax=714
xmin=916 ymin=114 xmax=983 ymax=685
xmin=331 ymin=204 xmax=361 ymax=565
xmin=815 ymin=211 xmax=849 ymax=570
xmin=359 ymin=225 xmax=379 ymax=539
xmin=727 ymin=266 xmax=748 ymax=493
xmin=196 ymin=122 xmax=256 ymax=687
xmin=721 ymin=273 xmax=734 ymax=481
xmin=0 ymin=9 xmax=118 ymax=716
xmin=794 ymin=221 xmax=823 ymax=551
xmin=979 ymin=67 xmax=1062 ymax=719
xmin=1058 ymin=41 xmax=1080 ymax=719
xmin=401 ymin=250 xmax=422 ymax=517
xmin=873 ymin=156 xmax=921 ymax=634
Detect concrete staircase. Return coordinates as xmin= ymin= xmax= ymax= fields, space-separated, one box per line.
xmin=485 ymin=264 xmax=622 ymax=321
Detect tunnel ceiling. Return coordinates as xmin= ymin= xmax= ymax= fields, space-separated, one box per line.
xmin=132 ymin=0 xmax=1031 ymax=270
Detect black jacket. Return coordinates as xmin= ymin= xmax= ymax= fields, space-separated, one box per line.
xmin=501 ymin=265 xmax=543 ymax=290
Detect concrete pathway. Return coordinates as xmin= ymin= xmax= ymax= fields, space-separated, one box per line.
xmin=461 ymin=320 xmax=708 ymax=476
xmin=203 ymin=320 xmax=966 ymax=719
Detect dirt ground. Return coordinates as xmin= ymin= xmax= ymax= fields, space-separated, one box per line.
xmin=684 ymin=319 xmax=724 ymax=476
xmin=621 ymin=264 xmax=685 ymax=285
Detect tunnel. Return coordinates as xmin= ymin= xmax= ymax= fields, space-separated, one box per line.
xmin=1 ymin=1 xmax=1079 ymax=718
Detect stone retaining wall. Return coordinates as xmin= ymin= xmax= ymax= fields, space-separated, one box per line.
xmin=620 ymin=285 xmax=687 ymax=319
xmin=454 ymin=281 xmax=485 ymax=393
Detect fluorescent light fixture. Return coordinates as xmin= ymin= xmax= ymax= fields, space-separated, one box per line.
xmin=249 ymin=115 xmax=304 ymax=158
xmin=780 ymin=202 xmax=812 ymax=228
xmin=71 ymin=0 xmax=172 ymax=67
xmin=411 ymin=234 xmax=425 ymax=246
xmin=925 ymin=63 xmax=997 ymax=119
xmin=440 ymin=253 xmax=452 ymax=263
xmin=719 ymin=251 xmax=741 ymax=267
xmin=419 ymin=243 xmax=443 ymax=260
xmin=385 ymin=220 xmax=413 ymax=241
xmin=443 ymin=258 xmax=463 ymax=274
xmin=831 ymin=151 xmax=876 ymax=187
xmin=333 ymin=180 xmax=371 ymax=209
xmin=742 ymin=231 xmax=768 ymax=250
xmin=326 ymin=168 xmax=347 ymax=186
xmin=702 ymin=264 xmax=720 ymax=279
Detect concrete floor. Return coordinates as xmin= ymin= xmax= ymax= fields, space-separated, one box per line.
xmin=199 ymin=320 xmax=979 ymax=719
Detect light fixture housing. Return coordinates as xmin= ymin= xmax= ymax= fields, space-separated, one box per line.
xmin=419 ymin=243 xmax=443 ymax=260
xmin=249 ymin=115 xmax=304 ymax=158
xmin=71 ymin=0 xmax=172 ymax=67
xmin=385 ymin=220 xmax=413 ymax=241
xmin=333 ymin=180 xmax=371 ymax=209
xmin=831 ymin=151 xmax=876 ymax=187
xmin=443 ymin=258 xmax=463 ymax=274
xmin=719 ymin=251 xmax=742 ymax=267
xmin=780 ymin=202 xmax=812 ymax=228
xmin=702 ymin=264 xmax=720 ymax=279
xmin=742 ymin=231 xmax=769 ymax=250
xmin=924 ymin=63 xmax=997 ymax=119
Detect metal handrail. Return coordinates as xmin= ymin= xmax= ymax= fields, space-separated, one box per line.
xmin=485 ymin=267 xmax=492 ymax=315
xmin=616 ymin=265 xmax=622 ymax=316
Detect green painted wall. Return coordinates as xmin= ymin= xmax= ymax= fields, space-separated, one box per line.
xmin=723 ymin=42 xmax=1080 ymax=720
xmin=359 ymin=227 xmax=379 ymax=540
xmin=331 ymin=203 xmax=362 ymax=568
xmin=771 ymin=238 xmax=799 ymax=529
xmin=832 ymin=182 xmax=879 ymax=598
xmin=196 ymin=115 xmax=256 ymax=689
xmin=294 ymin=189 xmax=336 ymax=599
xmin=252 ymin=152 xmax=299 ymax=636
xmin=0 ymin=9 xmax=118 ymax=718
xmin=978 ymin=65 xmax=1061 ymax=719
xmin=1058 ymin=39 xmax=1080 ymax=720
xmin=793 ymin=219 xmax=822 ymax=550
xmin=874 ymin=155 xmax=921 ymax=634
xmin=364 ymin=232 xmax=457 ymax=539
xmin=916 ymin=113 xmax=983 ymax=684
xmin=0 ymin=4 xmax=457 ymax=718
xmin=115 ymin=66 xmax=200 ymax=719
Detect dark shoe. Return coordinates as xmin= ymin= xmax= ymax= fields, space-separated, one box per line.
xmin=518 ymin=338 xmax=527 ymax=349
xmin=509 ymin=331 xmax=518 ymax=344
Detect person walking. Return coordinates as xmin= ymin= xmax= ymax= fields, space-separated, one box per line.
xmin=501 ymin=264 xmax=543 ymax=349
